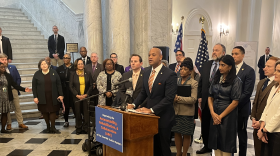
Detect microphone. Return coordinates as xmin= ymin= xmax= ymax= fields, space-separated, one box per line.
xmin=114 ymin=78 xmax=132 ymax=86
xmin=120 ymin=87 xmax=133 ymax=111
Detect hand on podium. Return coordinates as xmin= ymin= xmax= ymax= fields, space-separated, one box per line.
xmin=127 ymin=104 xmax=134 ymax=109
xmin=136 ymin=107 xmax=152 ymax=114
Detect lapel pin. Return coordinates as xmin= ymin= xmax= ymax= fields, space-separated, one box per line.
xmin=96 ymin=68 xmax=97 ymax=69
xmin=161 ymin=72 xmax=162 ymax=74
xmin=140 ymin=74 xmax=142 ymax=76
xmin=158 ymin=83 xmax=162 ymax=85
xmin=242 ymin=68 xmax=244 ymax=70
xmin=53 ymin=73 xmax=54 ymax=75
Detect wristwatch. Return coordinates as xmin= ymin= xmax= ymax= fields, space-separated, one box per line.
xmin=261 ymin=128 xmax=266 ymax=133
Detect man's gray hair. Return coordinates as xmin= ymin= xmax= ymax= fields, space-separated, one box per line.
xmin=161 ymin=60 xmax=169 ymax=67
xmin=215 ymin=43 xmax=226 ymax=53
xmin=91 ymin=52 xmax=98 ymax=56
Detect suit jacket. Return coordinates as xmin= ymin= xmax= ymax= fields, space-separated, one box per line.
xmin=198 ymin=60 xmax=214 ymax=110
xmin=115 ymin=64 xmax=124 ymax=75
xmin=3 ymin=72 xmax=25 ymax=101
xmin=85 ymin=63 xmax=103 ymax=96
xmin=133 ymin=66 xmax=177 ymax=128
xmin=251 ymin=78 xmax=276 ymax=121
xmin=48 ymin=34 xmax=65 ymax=59
xmin=169 ymin=63 xmax=177 ymax=71
xmin=50 ymin=65 xmax=57 ymax=70
xmin=259 ymin=85 xmax=280 ymax=132
xmin=1 ymin=36 xmax=13 ymax=60
xmin=7 ymin=65 xmax=21 ymax=95
xmin=69 ymin=70 xmax=93 ymax=101
xmin=32 ymin=69 xmax=63 ymax=105
xmin=79 ymin=56 xmax=92 ymax=65
xmin=236 ymin=62 xmax=255 ymax=117
xmin=257 ymin=54 xmax=272 ymax=74
xmin=118 ymin=69 xmax=145 ymax=105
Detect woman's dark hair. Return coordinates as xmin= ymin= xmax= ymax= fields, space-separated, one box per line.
xmin=38 ymin=59 xmax=50 ymax=70
xmin=180 ymin=60 xmax=193 ymax=71
xmin=74 ymin=58 xmax=84 ymax=70
xmin=183 ymin=57 xmax=193 ymax=64
xmin=103 ymin=59 xmax=115 ymax=70
xmin=213 ymin=55 xmax=236 ymax=87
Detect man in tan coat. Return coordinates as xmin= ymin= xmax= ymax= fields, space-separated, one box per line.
xmin=251 ymin=56 xmax=279 ymax=156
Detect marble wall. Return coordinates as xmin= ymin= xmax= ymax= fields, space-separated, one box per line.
xmin=0 ymin=0 xmax=85 ymax=60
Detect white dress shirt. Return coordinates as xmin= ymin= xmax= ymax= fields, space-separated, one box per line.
xmin=260 ymin=85 xmax=280 ymax=132
xmin=149 ymin=63 xmax=163 ymax=89
xmin=267 ymin=76 xmax=275 ymax=86
xmin=0 ymin=35 xmax=3 ymax=54
xmin=236 ymin=61 xmax=244 ymax=74
xmin=82 ymin=56 xmax=87 ymax=65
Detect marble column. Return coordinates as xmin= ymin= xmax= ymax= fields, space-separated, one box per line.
xmin=272 ymin=0 xmax=280 ymax=57
xmin=130 ymin=0 xmax=172 ymax=67
xmin=84 ymin=0 xmax=103 ymax=62
xmin=107 ymin=0 xmax=130 ymax=67
xmin=257 ymin=0 xmax=274 ymax=58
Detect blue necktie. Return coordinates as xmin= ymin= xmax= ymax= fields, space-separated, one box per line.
xmin=262 ymin=78 xmax=270 ymax=91
xmin=209 ymin=63 xmax=217 ymax=83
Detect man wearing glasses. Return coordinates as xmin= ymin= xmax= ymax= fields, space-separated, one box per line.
xmin=169 ymin=50 xmax=185 ymax=73
xmin=110 ymin=53 xmax=124 ymax=75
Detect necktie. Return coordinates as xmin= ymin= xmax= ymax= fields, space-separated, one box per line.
xmin=92 ymin=65 xmax=95 ymax=73
xmin=262 ymin=78 xmax=270 ymax=91
xmin=209 ymin=63 xmax=217 ymax=83
xmin=83 ymin=58 xmax=85 ymax=65
xmin=175 ymin=64 xmax=180 ymax=73
xmin=266 ymin=55 xmax=269 ymax=62
xmin=132 ymin=73 xmax=138 ymax=90
xmin=148 ymin=70 xmax=156 ymax=92
xmin=54 ymin=35 xmax=57 ymax=53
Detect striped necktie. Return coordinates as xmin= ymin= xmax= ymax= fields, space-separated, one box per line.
xmin=209 ymin=63 xmax=217 ymax=83
xmin=175 ymin=64 xmax=180 ymax=73
xmin=148 ymin=70 xmax=156 ymax=92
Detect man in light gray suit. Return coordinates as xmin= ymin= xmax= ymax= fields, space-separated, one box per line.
xmin=85 ymin=52 xmax=103 ymax=106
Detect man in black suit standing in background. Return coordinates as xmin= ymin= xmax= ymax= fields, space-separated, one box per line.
xmin=196 ymin=43 xmax=226 ymax=154
xmin=257 ymin=47 xmax=272 ymax=80
xmin=48 ymin=25 xmax=65 ymax=67
xmin=85 ymin=52 xmax=103 ymax=105
xmin=169 ymin=50 xmax=185 ymax=73
xmin=232 ymin=46 xmax=255 ymax=156
xmin=110 ymin=53 xmax=124 ymax=75
xmin=0 ymin=27 xmax=13 ymax=63
xmin=118 ymin=54 xmax=146 ymax=107
xmin=79 ymin=47 xmax=91 ymax=65
xmin=128 ymin=48 xmax=177 ymax=156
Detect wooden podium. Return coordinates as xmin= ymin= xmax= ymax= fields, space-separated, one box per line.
xmin=99 ymin=106 xmax=159 ymax=156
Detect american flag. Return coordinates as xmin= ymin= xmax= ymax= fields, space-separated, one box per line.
xmin=173 ymin=23 xmax=183 ymax=52
xmin=195 ymin=29 xmax=209 ymax=72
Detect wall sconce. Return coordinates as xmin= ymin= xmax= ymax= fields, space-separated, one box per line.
xmin=172 ymin=23 xmax=179 ymax=35
xmin=220 ymin=24 xmax=229 ymax=37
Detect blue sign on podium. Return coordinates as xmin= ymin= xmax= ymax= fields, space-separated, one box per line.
xmin=95 ymin=106 xmax=123 ymax=153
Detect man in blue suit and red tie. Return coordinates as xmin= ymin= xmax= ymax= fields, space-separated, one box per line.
xmin=128 ymin=48 xmax=177 ymax=156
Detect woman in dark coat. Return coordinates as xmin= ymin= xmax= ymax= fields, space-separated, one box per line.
xmin=56 ymin=54 xmax=75 ymax=127
xmin=208 ymin=55 xmax=242 ymax=156
xmin=32 ymin=59 xmax=64 ymax=133
xmin=69 ymin=58 xmax=93 ymax=135
xmin=0 ymin=62 xmax=31 ymax=133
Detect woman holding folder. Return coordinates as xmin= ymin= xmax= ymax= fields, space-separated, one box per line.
xmin=172 ymin=61 xmax=198 ymax=156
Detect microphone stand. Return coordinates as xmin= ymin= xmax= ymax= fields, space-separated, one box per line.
xmin=75 ymin=86 xmax=120 ymax=156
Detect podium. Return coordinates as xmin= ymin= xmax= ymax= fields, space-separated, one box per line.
xmin=99 ymin=106 xmax=160 ymax=156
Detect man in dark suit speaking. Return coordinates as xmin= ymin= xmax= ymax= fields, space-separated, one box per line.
xmin=128 ymin=48 xmax=177 ymax=156
xmin=232 ymin=46 xmax=255 ymax=156
xmin=0 ymin=27 xmax=13 ymax=63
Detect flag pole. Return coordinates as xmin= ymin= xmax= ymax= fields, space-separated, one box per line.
xmin=181 ymin=16 xmax=184 ymax=50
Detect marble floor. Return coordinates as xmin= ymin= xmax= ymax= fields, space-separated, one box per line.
xmin=0 ymin=115 xmax=256 ymax=156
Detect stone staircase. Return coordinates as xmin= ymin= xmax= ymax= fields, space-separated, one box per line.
xmin=0 ymin=7 xmax=49 ymax=119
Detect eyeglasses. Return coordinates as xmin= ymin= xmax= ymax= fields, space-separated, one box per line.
xmin=63 ymin=57 xmax=70 ymax=59
xmin=110 ymin=57 xmax=117 ymax=59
